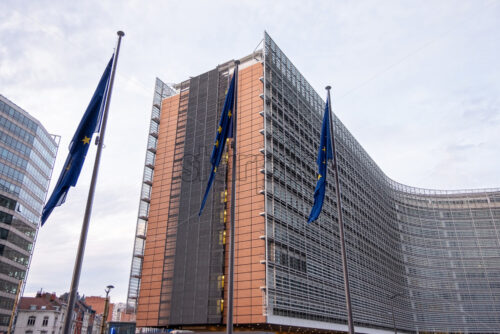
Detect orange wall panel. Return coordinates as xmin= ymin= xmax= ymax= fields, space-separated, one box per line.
xmin=224 ymin=62 xmax=266 ymax=325
xmin=137 ymin=94 xmax=180 ymax=328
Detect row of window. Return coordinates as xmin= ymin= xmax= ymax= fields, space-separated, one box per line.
xmin=0 ymin=179 xmax=39 ymax=224
xmin=0 ymin=168 xmax=44 ymax=216
xmin=0 ymin=130 xmax=53 ymax=177
xmin=0 ymin=193 xmax=17 ymax=211
xmin=18 ymin=190 xmax=42 ymax=222
xmin=0 ymin=277 xmax=18 ymax=294
xmin=0 ymin=257 xmax=27 ymax=279
xmin=0 ymin=211 xmax=13 ymax=225
xmin=35 ymin=126 xmax=58 ymax=156
xmin=399 ymin=205 xmax=497 ymax=219
xmin=0 ymin=102 xmax=56 ymax=163
xmin=0 ymin=129 xmax=30 ymax=157
xmin=0 ymin=115 xmax=35 ymax=145
xmin=21 ymin=174 xmax=45 ymax=204
xmin=0 ymin=243 xmax=29 ymax=265
xmin=5 ymin=217 xmax=36 ymax=238
xmin=0 ymin=145 xmax=28 ymax=170
xmin=0 ymin=295 xmax=15 ymax=310
xmin=0 ymin=177 xmax=20 ymax=196
xmin=0 ymin=101 xmax=38 ymax=133
xmin=0 ymin=227 xmax=33 ymax=252
xmin=26 ymin=315 xmax=51 ymax=327
xmin=0 ymin=145 xmax=50 ymax=190
xmin=25 ymin=330 xmax=49 ymax=334
xmin=26 ymin=161 xmax=50 ymax=190
xmin=33 ymin=136 xmax=56 ymax=167
xmin=0 ymin=160 xmax=25 ymax=183
xmin=29 ymin=148 xmax=53 ymax=178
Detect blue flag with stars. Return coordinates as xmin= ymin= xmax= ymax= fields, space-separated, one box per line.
xmin=308 ymin=95 xmax=334 ymax=223
xmin=41 ymin=56 xmax=113 ymax=225
xmin=199 ymin=73 xmax=236 ymax=215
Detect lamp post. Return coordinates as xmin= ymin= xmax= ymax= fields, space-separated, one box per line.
xmin=100 ymin=285 xmax=114 ymax=334
xmin=389 ymin=293 xmax=403 ymax=334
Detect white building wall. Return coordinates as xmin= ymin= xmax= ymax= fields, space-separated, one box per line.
xmin=91 ymin=315 xmax=102 ymax=334
xmin=14 ymin=309 xmax=64 ymax=334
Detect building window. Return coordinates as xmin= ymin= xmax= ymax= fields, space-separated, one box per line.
xmin=42 ymin=316 xmax=49 ymax=326
xmin=27 ymin=316 xmax=36 ymax=326
xmin=41 ymin=331 xmax=47 ymax=334
xmin=25 ymin=331 xmax=33 ymax=334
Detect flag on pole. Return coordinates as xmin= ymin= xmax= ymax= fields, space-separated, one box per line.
xmin=308 ymin=95 xmax=333 ymax=223
xmin=199 ymin=73 xmax=236 ymax=215
xmin=41 ymin=56 xmax=113 ymax=225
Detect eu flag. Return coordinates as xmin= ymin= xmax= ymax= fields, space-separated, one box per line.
xmin=308 ymin=95 xmax=334 ymax=223
xmin=199 ymin=73 xmax=236 ymax=215
xmin=41 ymin=56 xmax=113 ymax=225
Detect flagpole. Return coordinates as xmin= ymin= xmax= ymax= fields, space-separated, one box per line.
xmin=226 ymin=59 xmax=239 ymax=334
xmin=62 ymin=31 xmax=124 ymax=334
xmin=326 ymin=86 xmax=355 ymax=334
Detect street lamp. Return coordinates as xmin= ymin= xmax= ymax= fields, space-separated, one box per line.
xmin=105 ymin=285 xmax=114 ymax=297
xmin=100 ymin=285 xmax=114 ymax=334
xmin=389 ymin=293 xmax=403 ymax=334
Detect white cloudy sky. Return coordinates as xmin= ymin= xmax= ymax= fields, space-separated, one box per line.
xmin=1 ymin=0 xmax=499 ymax=303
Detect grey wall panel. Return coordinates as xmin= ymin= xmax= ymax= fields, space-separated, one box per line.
xmin=169 ymin=68 xmax=227 ymax=326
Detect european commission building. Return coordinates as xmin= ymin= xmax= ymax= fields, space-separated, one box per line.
xmin=127 ymin=33 xmax=500 ymax=333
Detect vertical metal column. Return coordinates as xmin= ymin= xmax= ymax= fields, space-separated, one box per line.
xmin=227 ymin=60 xmax=240 ymax=334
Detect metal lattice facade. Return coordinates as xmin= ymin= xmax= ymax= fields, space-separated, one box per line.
xmin=263 ymin=32 xmax=500 ymax=333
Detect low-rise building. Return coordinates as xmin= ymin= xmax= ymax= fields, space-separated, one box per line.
xmin=14 ymin=292 xmax=64 ymax=334
xmin=14 ymin=292 xmax=100 ymax=334
xmin=110 ymin=304 xmax=135 ymax=323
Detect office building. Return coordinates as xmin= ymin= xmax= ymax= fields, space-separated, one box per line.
xmin=0 ymin=95 xmax=58 ymax=333
xmin=127 ymin=33 xmax=500 ymax=333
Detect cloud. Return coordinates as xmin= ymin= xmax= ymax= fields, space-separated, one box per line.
xmin=1 ymin=0 xmax=497 ymax=303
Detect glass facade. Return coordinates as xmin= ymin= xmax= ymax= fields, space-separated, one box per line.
xmin=0 ymin=95 xmax=58 ymax=332
xmin=126 ymin=79 xmax=177 ymax=312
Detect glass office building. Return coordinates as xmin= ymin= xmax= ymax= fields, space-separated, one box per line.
xmin=128 ymin=33 xmax=500 ymax=333
xmin=0 ymin=95 xmax=58 ymax=332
